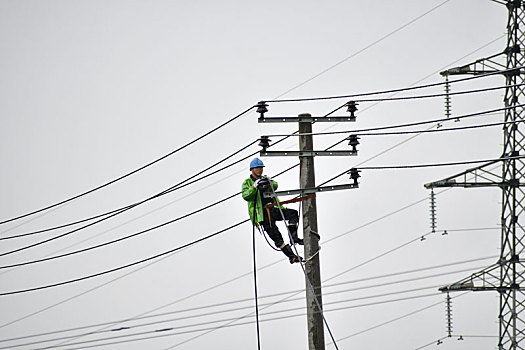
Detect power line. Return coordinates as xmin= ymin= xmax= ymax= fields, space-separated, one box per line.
xmin=9 ymin=291 xmax=444 ymax=350
xmin=0 ymin=140 xmax=260 ymax=257
xmin=0 ymin=255 xmax=493 ymax=345
xmin=0 ymin=285 xmax=440 ymax=349
xmin=264 ymin=104 xmax=519 ymax=138
xmin=327 ymin=292 xmax=470 ymax=347
xmin=1 ymin=121 xmax=298 ymax=244
xmin=316 ymin=34 xmax=505 ymax=120
xmin=0 ymin=193 xmax=240 ymax=269
xmin=352 ymin=83 xmax=524 ymax=102
xmin=272 ymin=0 xmax=452 ymax=99
xmin=351 ymin=119 xmax=520 ymax=136
xmin=266 ymin=65 xmax=521 ymax=103
xmin=319 ymin=155 xmax=514 ymax=188
xmin=414 ymin=336 xmax=450 ymax=350
xmin=0 ymin=139 xmax=258 ymax=241
xmin=0 ymin=241 xmax=193 ymax=330
xmin=0 ymin=221 xmax=246 ymax=296
xmin=0 ymin=106 xmax=255 ymax=225
xmin=357 ymin=154 xmax=525 ymax=170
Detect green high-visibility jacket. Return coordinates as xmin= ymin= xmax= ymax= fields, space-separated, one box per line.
xmin=242 ymin=176 xmax=283 ymax=225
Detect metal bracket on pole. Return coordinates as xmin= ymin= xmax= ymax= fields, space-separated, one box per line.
xmin=261 ymin=150 xmax=357 ymax=157
xmin=258 ymin=116 xmax=355 ymax=123
xmin=262 ymin=183 xmax=358 ymax=198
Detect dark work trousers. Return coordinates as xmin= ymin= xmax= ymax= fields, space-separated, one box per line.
xmin=260 ymin=207 xmax=299 ymax=248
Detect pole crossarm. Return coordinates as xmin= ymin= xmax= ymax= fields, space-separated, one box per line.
xmin=258 ymin=116 xmax=355 ymax=123
xmin=423 ymin=160 xmax=520 ymax=188
xmin=261 ymin=150 xmax=357 ymax=157
xmin=262 ymin=183 xmax=358 ymax=198
xmin=439 ymin=258 xmax=525 ymax=293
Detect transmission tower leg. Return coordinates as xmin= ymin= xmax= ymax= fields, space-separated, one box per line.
xmin=499 ymin=2 xmax=525 ymax=349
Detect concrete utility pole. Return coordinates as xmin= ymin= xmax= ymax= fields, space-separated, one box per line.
xmin=257 ymin=106 xmax=358 ymax=349
xmin=299 ymin=114 xmax=325 ymax=350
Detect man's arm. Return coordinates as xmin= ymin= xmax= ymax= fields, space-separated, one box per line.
xmin=242 ymin=179 xmax=256 ymax=201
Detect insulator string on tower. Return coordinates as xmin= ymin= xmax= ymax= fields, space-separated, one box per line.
xmin=446 ymin=292 xmax=453 ymax=337
xmin=430 ymin=189 xmax=437 ymax=233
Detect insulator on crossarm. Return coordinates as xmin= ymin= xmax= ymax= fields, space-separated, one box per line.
xmin=347 ymin=134 xmax=360 ymax=152
xmin=430 ymin=188 xmax=437 ymax=233
xmin=346 ymin=101 xmax=358 ymax=121
xmin=258 ymin=136 xmax=271 ymax=151
xmin=348 ymin=168 xmax=361 ymax=186
xmin=256 ymin=101 xmax=268 ymax=120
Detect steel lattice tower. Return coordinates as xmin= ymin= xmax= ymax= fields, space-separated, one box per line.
xmin=425 ymin=1 xmax=525 ymax=349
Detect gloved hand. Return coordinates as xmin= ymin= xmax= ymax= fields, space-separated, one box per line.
xmin=253 ymin=179 xmax=263 ymax=188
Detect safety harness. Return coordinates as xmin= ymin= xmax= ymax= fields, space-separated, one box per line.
xmin=263 ymin=194 xmax=316 ymax=228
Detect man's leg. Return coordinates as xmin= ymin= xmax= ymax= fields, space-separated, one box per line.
xmin=275 ymin=208 xmax=303 ymax=245
xmin=261 ymin=210 xmax=302 ymax=263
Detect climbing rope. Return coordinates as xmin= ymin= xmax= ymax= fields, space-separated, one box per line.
xmin=251 ymin=187 xmax=262 ymax=350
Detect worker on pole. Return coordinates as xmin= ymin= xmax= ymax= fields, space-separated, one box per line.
xmin=242 ymin=158 xmax=303 ymax=263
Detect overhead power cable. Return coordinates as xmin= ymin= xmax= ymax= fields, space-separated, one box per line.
xmin=0 ymin=193 xmax=240 ymax=269
xmin=272 ymin=0 xmax=452 ymax=99
xmin=352 ymin=83 xmax=524 ymax=102
xmin=8 ymin=292 xmax=442 ymax=350
xmin=0 ymin=255 xmax=493 ymax=345
xmin=350 ymin=119 xmax=519 ymax=136
xmin=319 ymin=155 xmax=520 ymax=188
xmin=357 ymin=154 xmax=525 ymax=170
xmin=51 ymin=258 xmax=490 ymax=350
xmin=2 ymin=119 xmax=299 ymax=244
xmin=0 ymin=106 xmax=255 ymax=226
xmin=0 ymin=285 xmax=445 ymax=349
xmin=264 ymin=104 xmax=520 ymax=138
xmin=266 ymin=65 xmax=522 ymax=103
xmin=327 ymin=292 xmax=469 ymax=347
xmin=0 ymin=139 xmax=258 ymax=241
xmin=318 ymin=34 xmax=505 ymax=119
xmin=0 ymin=140 xmax=260 ymax=257
xmin=0 ymin=221 xmax=247 ymax=296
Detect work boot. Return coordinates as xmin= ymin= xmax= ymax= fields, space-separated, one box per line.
xmin=288 ymin=225 xmax=304 ymax=245
xmin=281 ymin=244 xmax=303 ymax=264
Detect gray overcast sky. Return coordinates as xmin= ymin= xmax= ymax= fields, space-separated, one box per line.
xmin=0 ymin=1 xmax=510 ymax=349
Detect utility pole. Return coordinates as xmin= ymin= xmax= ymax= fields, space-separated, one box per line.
xmin=299 ymin=115 xmax=324 ymax=350
xmin=256 ymin=104 xmax=359 ymax=350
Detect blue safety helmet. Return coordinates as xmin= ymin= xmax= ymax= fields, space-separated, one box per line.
xmin=250 ymin=158 xmax=265 ymax=169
